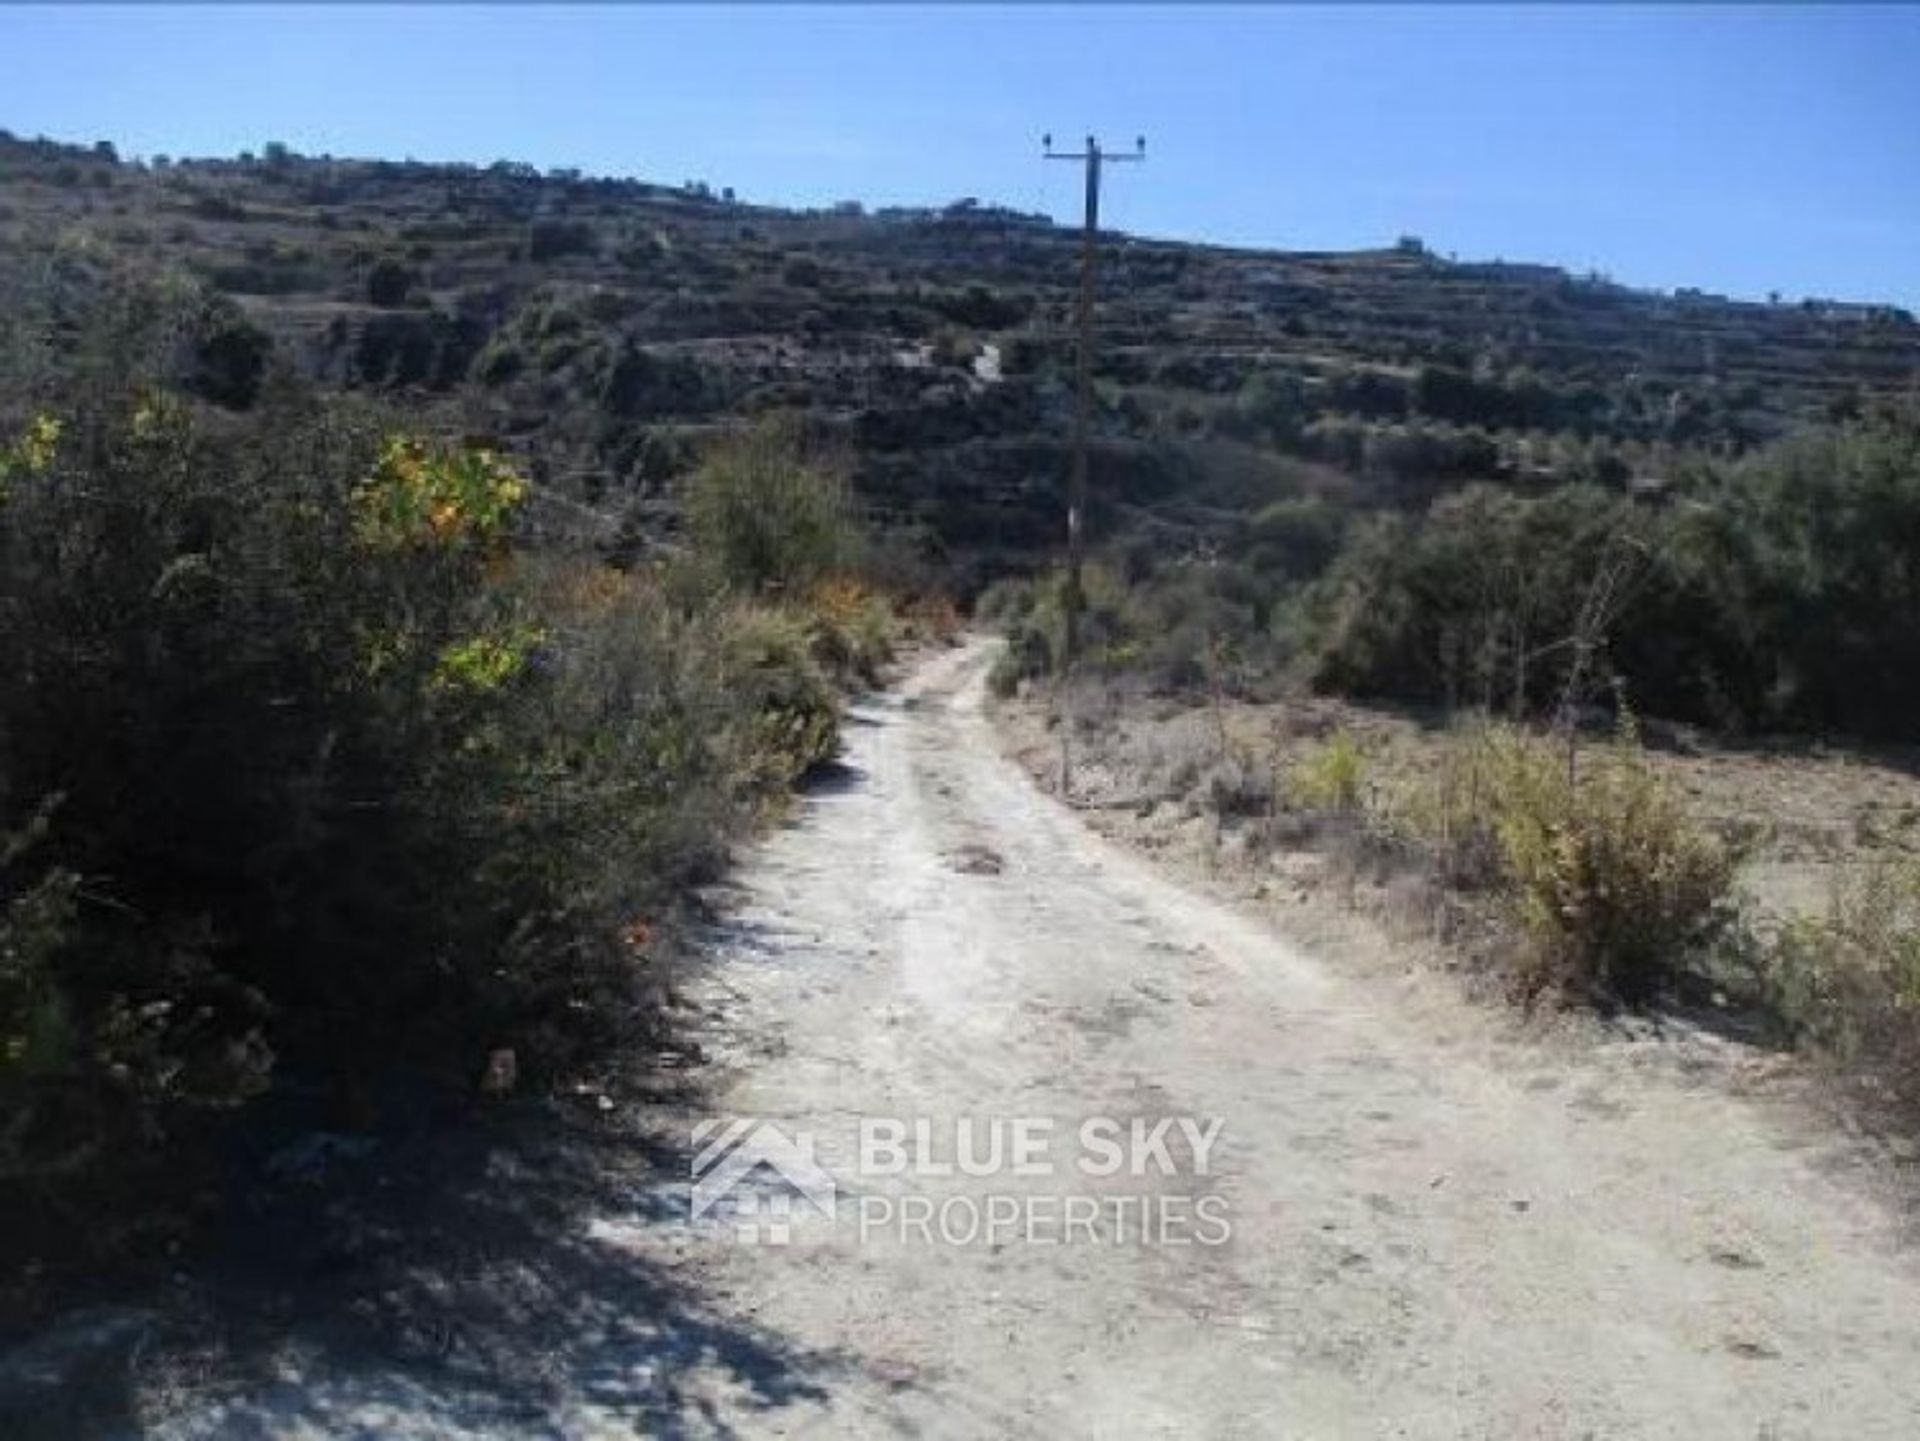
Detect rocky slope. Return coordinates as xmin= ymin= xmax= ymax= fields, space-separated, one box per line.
xmin=6 ymin=131 xmax=1919 ymax=576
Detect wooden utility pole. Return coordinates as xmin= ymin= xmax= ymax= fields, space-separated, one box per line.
xmin=1044 ymin=133 xmax=1144 ymax=671
xmin=1043 ymin=132 xmax=1143 ymax=797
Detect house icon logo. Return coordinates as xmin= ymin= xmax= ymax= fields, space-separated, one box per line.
xmin=690 ymin=1118 xmax=837 ymax=1244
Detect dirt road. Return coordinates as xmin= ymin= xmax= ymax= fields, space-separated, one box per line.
xmin=146 ymin=638 xmax=1920 ymax=1438
xmin=591 ymin=638 xmax=1920 ymax=1438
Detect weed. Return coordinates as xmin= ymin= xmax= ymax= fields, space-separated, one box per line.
xmin=1290 ymin=730 xmax=1366 ymax=814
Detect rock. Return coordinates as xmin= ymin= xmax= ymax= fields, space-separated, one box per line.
xmin=947 ymin=843 xmax=1004 ymax=875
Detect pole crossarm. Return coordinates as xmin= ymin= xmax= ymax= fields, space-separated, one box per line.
xmin=1042 ymin=134 xmax=1147 ymax=163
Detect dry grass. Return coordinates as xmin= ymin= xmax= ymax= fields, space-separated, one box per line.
xmin=1169 ymin=691 xmax=1920 ymax=929
xmin=1763 ymin=862 xmax=1920 ymax=1098
xmin=1004 ymin=679 xmax=1920 ymax=1077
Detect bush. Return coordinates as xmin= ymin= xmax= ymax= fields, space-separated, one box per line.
xmin=1 ymin=402 xmax=577 ymax=1111
xmin=1295 ymin=408 xmax=1920 ymax=739
xmin=980 ymin=557 xmax=1275 ymax=699
xmin=187 ymin=300 xmax=273 ymax=409
xmin=528 ymin=219 xmax=596 ymax=262
xmin=599 ymin=343 xmax=716 ymax=420
xmin=1472 ymin=724 xmax=1735 ymax=1001
xmin=974 ymin=575 xmax=1038 ymax=627
xmin=1715 ymin=410 xmax=1920 ymax=735
xmin=1244 ymin=497 xmax=1345 ymax=581
xmin=1289 ymin=731 xmax=1365 ymax=814
xmin=979 ymin=567 xmax=1090 ymax=691
xmin=1382 ymin=720 xmax=1506 ymax=890
xmin=0 ymin=373 xmax=849 ymax=1207
xmin=1304 ymin=484 xmax=1661 ymax=715
xmin=0 ymin=401 xmax=424 ymax=1145
xmin=471 ymin=336 xmax=525 ymax=386
xmin=366 ymin=256 xmax=418 ymax=308
xmin=716 ymin=605 xmax=841 ymax=794
xmin=351 ymin=309 xmax=484 ymax=390
xmin=988 ymin=623 xmax=1051 ymax=698
xmin=803 ymin=576 xmax=895 ymax=689
xmin=1207 ymin=748 xmax=1277 ymax=819
xmin=1228 ymin=371 xmax=1309 ymax=448
xmin=0 ymin=803 xmax=86 ymax=1147
xmin=1763 ymin=864 xmax=1920 ymax=1088
xmin=686 ymin=414 xmax=850 ymax=595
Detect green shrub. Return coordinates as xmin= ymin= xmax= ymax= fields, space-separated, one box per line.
xmin=1306 ymin=485 xmax=1633 ymax=713
xmin=528 ymin=219 xmax=596 ymax=262
xmin=1714 ymin=411 xmax=1920 ymax=734
xmin=981 ymin=562 xmax=1136 ymax=693
xmin=717 ymin=605 xmax=841 ymax=793
xmin=1228 ymin=370 xmax=1309 ymax=448
xmin=1245 ymin=496 xmax=1346 ymax=581
xmin=0 ymin=801 xmax=82 ymax=1102
xmin=0 ymin=365 xmax=857 ymax=1206
xmin=471 ymin=336 xmax=525 ymax=386
xmin=599 ymin=343 xmax=716 ymax=420
xmin=0 ymin=398 xmax=587 ymax=1105
xmin=187 ymin=299 xmax=273 ymax=409
xmin=366 ymin=256 xmax=417 ymax=308
xmin=686 ymin=414 xmax=850 ymax=595
xmin=989 ymin=622 xmax=1053 ymax=698
xmin=974 ymin=576 xmax=1037 ymax=626
xmin=1290 ymin=731 xmax=1366 ymax=814
xmin=980 ymin=557 xmax=1270 ymax=698
xmin=1292 ymin=408 xmax=1920 ymax=739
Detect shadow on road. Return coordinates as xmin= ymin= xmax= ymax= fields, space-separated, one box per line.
xmin=2 ymin=1097 xmax=870 ymax=1438
xmin=795 ymin=758 xmax=869 ymax=799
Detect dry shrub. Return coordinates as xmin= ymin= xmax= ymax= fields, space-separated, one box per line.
xmin=900 ymin=592 xmax=963 ymax=646
xmin=803 ymin=575 xmax=895 ymax=688
xmin=1386 ymin=718 xmax=1511 ymax=890
xmin=1485 ymin=726 xmax=1734 ymax=1001
xmin=1398 ymin=721 xmax=1735 ymax=1002
xmin=1764 ymin=864 xmax=1920 ymax=1091
xmin=1206 ymin=745 xmax=1276 ymax=819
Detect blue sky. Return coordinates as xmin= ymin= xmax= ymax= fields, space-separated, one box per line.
xmin=3 ymin=5 xmax=1917 ymax=305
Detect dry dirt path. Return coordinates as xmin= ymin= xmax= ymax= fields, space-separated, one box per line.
xmin=597 ymin=637 xmax=1920 ymax=1438
xmin=147 ymin=637 xmax=1920 ymax=1439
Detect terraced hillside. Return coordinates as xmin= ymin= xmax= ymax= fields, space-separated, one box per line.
xmin=5 ymin=132 xmax=1918 ymax=577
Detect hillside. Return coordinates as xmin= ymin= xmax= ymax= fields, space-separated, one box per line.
xmin=6 ymin=131 xmax=1919 ymax=580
